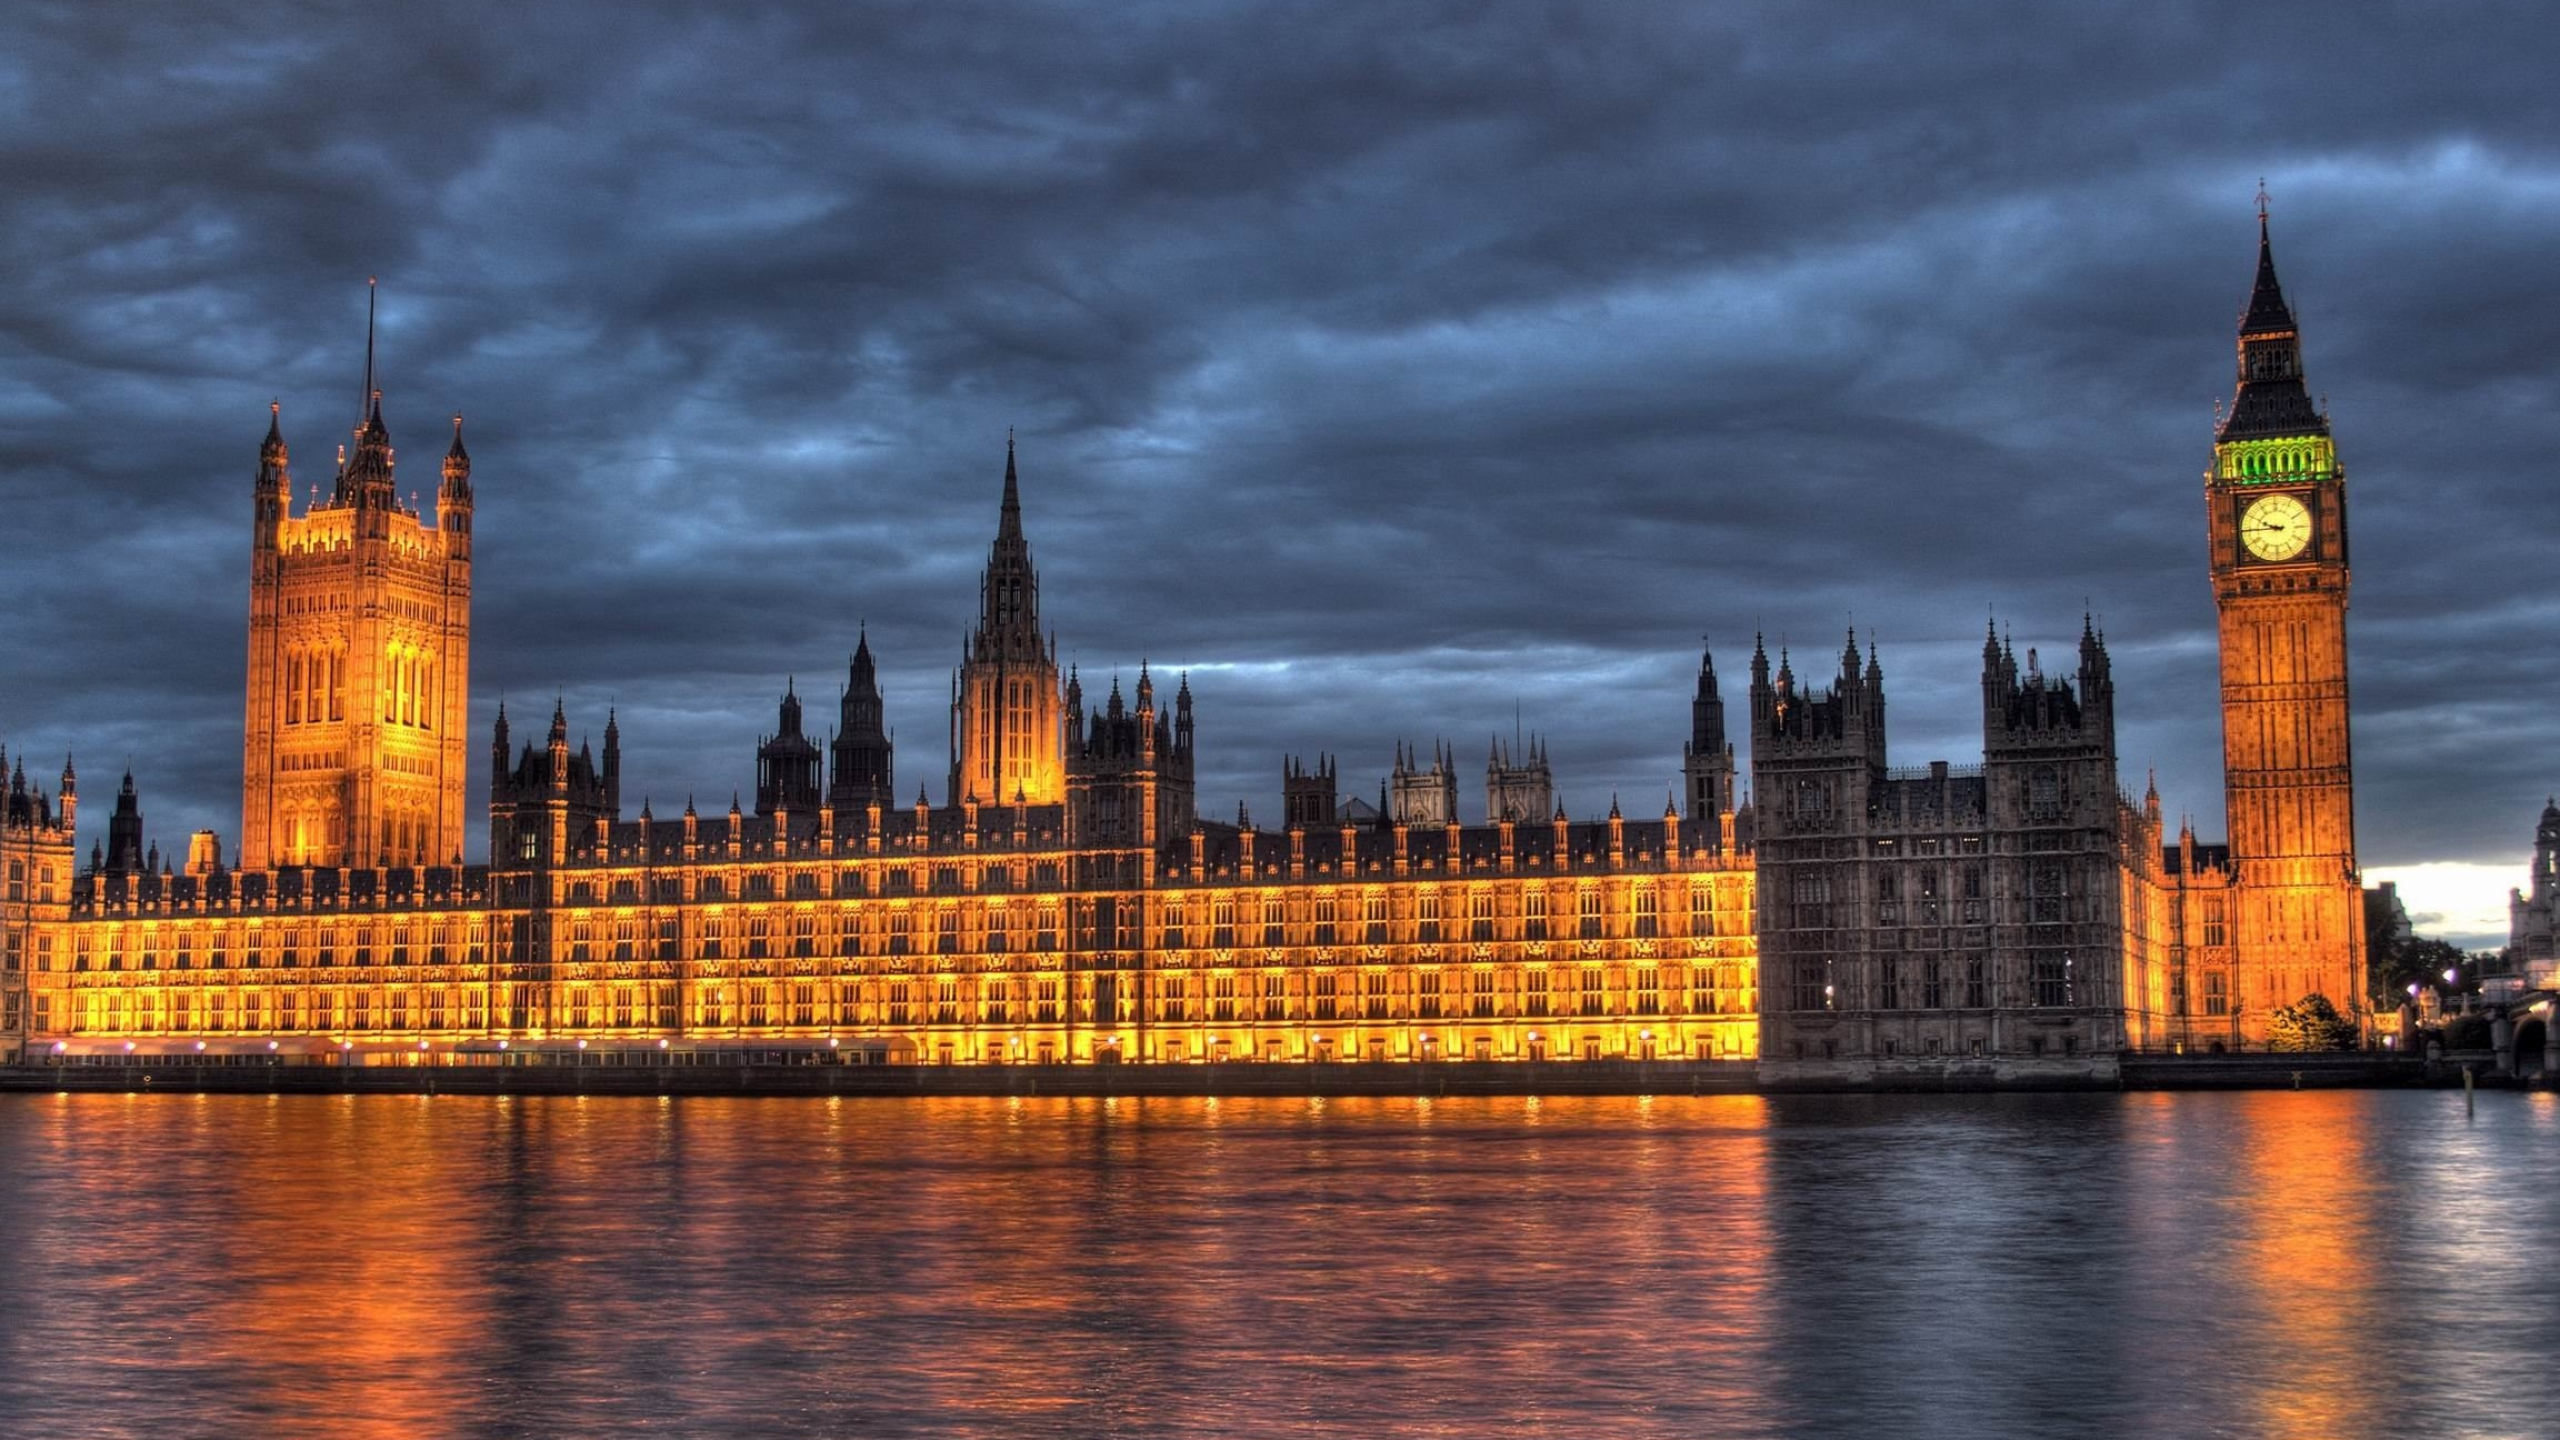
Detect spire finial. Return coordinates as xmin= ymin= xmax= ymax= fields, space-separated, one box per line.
xmin=996 ymin=429 xmax=1023 ymax=539
xmin=2255 ymin=177 xmax=2270 ymax=224
xmin=362 ymin=277 xmax=378 ymax=423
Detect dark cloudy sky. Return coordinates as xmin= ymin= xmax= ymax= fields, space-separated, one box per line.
xmin=1 ymin=2 xmax=2551 ymax=942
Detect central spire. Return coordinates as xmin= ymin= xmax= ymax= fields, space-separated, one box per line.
xmin=950 ymin=430 xmax=1065 ymax=807
xmin=2240 ymin=202 xmax=2297 ymax=338
xmin=974 ymin=432 xmax=1039 ymax=652
xmin=361 ymin=276 xmax=378 ymax=421
xmin=999 ymin=427 xmax=1022 ymax=540
xmin=338 ymin=280 xmax=398 ymax=505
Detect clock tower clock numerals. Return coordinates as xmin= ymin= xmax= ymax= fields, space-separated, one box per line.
xmin=2238 ymin=492 xmax=2312 ymax=563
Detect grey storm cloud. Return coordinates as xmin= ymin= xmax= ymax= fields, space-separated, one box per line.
xmin=1 ymin=1 xmax=2556 ymax=904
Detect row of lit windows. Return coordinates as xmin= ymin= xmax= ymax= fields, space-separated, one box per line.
xmin=57 ymin=876 xmax=1757 ymax=967
xmin=48 ymin=962 xmax=1759 ymax=1037
xmin=62 ymin=985 xmax=492 ymax=1035
xmin=71 ymin=920 xmax=487 ymax=972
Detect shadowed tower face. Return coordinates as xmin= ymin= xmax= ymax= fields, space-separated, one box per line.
xmin=948 ymin=436 xmax=1063 ymax=806
xmin=241 ymin=293 xmax=474 ymax=869
xmin=2205 ymin=200 xmax=2363 ymax=1028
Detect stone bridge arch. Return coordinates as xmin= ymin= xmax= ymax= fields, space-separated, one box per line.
xmin=2494 ymin=994 xmax=2560 ymax=1079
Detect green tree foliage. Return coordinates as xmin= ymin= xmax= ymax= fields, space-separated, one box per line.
xmin=2267 ymin=993 xmax=2358 ymax=1052
xmin=2442 ymin=1013 xmax=2494 ymax=1051
xmin=2363 ymin=889 xmax=2483 ymax=1005
xmin=2377 ymin=938 xmax=2474 ymax=1003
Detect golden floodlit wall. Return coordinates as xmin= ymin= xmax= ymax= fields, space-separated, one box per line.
xmin=17 ymin=811 xmax=1758 ymax=1065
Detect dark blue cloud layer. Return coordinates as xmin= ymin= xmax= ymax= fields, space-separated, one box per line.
xmin=1 ymin=1 xmax=2554 ymax=885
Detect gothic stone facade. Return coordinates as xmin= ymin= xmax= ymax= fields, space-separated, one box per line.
xmin=15 ymin=426 xmax=1760 ymax=1068
xmin=241 ymin=373 xmax=474 ymax=872
xmin=2 ymin=217 xmax=2365 ymax=1069
xmin=1749 ymin=628 xmax=2177 ymax=1081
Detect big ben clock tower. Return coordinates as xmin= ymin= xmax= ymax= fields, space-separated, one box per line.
xmin=2206 ymin=194 xmax=2365 ymax=1035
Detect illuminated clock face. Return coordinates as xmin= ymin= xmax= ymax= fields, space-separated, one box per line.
xmin=2240 ymin=493 xmax=2313 ymax=562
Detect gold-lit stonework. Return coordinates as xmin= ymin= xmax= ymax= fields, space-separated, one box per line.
xmin=2193 ymin=207 xmax=2366 ymax=1042
xmin=241 ymin=348 xmax=473 ymax=873
xmin=5 ymin=221 xmax=2369 ymax=1070
xmin=31 ymin=805 xmax=1760 ymax=1067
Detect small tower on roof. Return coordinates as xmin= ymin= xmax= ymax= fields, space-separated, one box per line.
xmin=1390 ymin=739 xmax=1459 ymax=826
xmin=1486 ymin=725 xmax=1553 ymax=824
xmin=829 ymin=628 xmax=896 ymax=811
xmin=1683 ymin=637 xmax=1737 ymax=843
xmin=949 ymin=432 xmax=1065 ymax=806
xmin=756 ymin=680 xmax=823 ymax=817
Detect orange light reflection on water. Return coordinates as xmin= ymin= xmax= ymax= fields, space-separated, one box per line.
xmin=2227 ymin=1092 xmax=2381 ymax=1440
xmin=11 ymin=1090 xmax=2556 ymax=1438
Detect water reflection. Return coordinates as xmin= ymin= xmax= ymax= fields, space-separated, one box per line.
xmin=0 ymin=1091 xmax=2546 ymax=1438
xmin=2228 ymin=1097 xmax=2376 ymax=1440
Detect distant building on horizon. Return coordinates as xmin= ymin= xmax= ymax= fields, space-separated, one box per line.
xmin=2504 ymin=800 xmax=2560 ymax=993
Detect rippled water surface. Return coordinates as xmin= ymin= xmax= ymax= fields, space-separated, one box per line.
xmin=0 ymin=1090 xmax=2553 ymax=1438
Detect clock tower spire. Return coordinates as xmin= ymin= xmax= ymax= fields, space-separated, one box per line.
xmin=2204 ymin=194 xmax=2364 ymax=1039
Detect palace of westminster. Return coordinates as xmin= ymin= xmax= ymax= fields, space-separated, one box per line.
xmin=0 ymin=217 xmax=2370 ymax=1078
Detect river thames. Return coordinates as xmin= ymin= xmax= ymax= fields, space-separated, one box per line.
xmin=0 ymin=1090 xmax=2549 ymax=1438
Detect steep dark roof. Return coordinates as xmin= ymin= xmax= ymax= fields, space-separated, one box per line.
xmin=2217 ymin=214 xmax=2330 ymax=443
xmin=2239 ymin=216 xmax=2296 ymax=336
